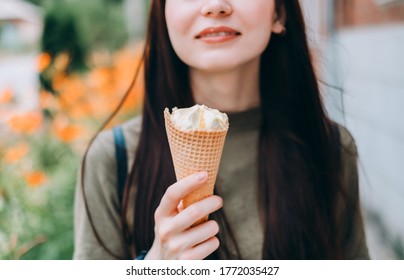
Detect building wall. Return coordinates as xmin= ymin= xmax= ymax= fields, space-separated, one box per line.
xmin=301 ymin=0 xmax=404 ymax=259
xmin=336 ymin=0 xmax=404 ymax=28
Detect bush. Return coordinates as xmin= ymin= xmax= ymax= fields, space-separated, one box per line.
xmin=0 ymin=45 xmax=144 ymax=259
xmin=0 ymin=133 xmax=77 ymax=259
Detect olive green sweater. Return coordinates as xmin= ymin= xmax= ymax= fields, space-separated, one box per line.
xmin=73 ymin=108 xmax=369 ymax=259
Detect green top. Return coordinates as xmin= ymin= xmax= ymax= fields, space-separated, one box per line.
xmin=73 ymin=107 xmax=370 ymax=259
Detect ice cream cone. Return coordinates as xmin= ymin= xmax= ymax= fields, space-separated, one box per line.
xmin=164 ymin=108 xmax=228 ymax=226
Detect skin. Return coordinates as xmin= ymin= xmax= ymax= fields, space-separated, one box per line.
xmin=146 ymin=0 xmax=285 ymax=259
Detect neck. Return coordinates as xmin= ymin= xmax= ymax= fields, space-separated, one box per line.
xmin=190 ymin=57 xmax=261 ymax=113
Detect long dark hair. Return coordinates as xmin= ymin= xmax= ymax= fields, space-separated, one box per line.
xmin=82 ymin=0 xmax=355 ymax=259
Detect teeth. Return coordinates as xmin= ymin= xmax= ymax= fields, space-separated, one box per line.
xmin=202 ymin=32 xmax=237 ymax=38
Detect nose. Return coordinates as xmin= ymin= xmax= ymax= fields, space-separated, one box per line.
xmin=201 ymin=0 xmax=232 ymax=17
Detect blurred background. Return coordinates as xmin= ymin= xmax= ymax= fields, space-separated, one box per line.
xmin=0 ymin=0 xmax=402 ymax=259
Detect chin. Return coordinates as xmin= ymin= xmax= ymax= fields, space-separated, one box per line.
xmin=191 ymin=59 xmax=242 ymax=73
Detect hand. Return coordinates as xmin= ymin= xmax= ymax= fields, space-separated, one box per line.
xmin=144 ymin=171 xmax=223 ymax=260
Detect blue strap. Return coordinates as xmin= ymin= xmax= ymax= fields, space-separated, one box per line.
xmin=134 ymin=250 xmax=148 ymax=260
xmin=113 ymin=126 xmax=147 ymax=259
xmin=112 ymin=126 xmax=128 ymax=206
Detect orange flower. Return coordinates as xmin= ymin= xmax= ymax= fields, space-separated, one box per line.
xmin=112 ymin=47 xmax=145 ymax=114
xmin=4 ymin=143 xmax=30 ymax=163
xmin=54 ymin=53 xmax=70 ymax=72
xmin=37 ymin=53 xmax=52 ymax=72
xmin=68 ymin=102 xmax=93 ymax=119
xmin=38 ymin=45 xmax=146 ymax=126
xmin=39 ymin=90 xmax=58 ymax=110
xmin=56 ymin=125 xmax=85 ymax=143
xmin=0 ymin=88 xmax=13 ymax=104
xmin=57 ymin=77 xmax=87 ymax=111
xmin=52 ymin=116 xmax=85 ymax=143
xmin=87 ymin=67 xmax=113 ymax=91
xmin=121 ymin=69 xmax=145 ymax=113
xmin=24 ymin=171 xmax=48 ymax=188
xmin=7 ymin=111 xmax=43 ymax=134
xmin=52 ymin=72 xmax=68 ymax=91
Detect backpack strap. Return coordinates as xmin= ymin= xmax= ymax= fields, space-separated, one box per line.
xmin=112 ymin=126 xmax=128 ymax=207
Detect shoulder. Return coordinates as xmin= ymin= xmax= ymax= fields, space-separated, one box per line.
xmin=119 ymin=115 xmax=143 ymax=154
xmin=83 ymin=114 xmax=143 ymax=188
xmin=78 ymin=115 xmax=143 ymax=212
xmin=333 ymin=124 xmax=369 ymax=259
xmin=332 ymin=123 xmax=360 ymax=209
xmin=120 ymin=114 xmax=143 ymax=137
xmin=87 ymin=115 xmax=143 ymax=163
xmin=333 ymin=123 xmax=359 ymax=186
xmin=86 ymin=129 xmax=115 ymax=173
xmin=333 ymin=123 xmax=360 ymax=216
xmin=337 ymin=124 xmax=358 ymax=157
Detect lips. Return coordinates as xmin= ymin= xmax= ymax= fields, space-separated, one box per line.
xmin=195 ymin=26 xmax=242 ymax=39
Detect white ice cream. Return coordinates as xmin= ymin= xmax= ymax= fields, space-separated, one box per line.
xmin=170 ymin=104 xmax=228 ymax=131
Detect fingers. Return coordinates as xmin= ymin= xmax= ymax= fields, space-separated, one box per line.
xmin=154 ymin=195 xmax=222 ymax=245
xmin=157 ymin=220 xmax=219 ymax=259
xmin=172 ymin=195 xmax=223 ymax=232
xmin=177 ymin=200 xmax=184 ymax=212
xmin=180 ymin=236 xmax=220 ymax=260
xmin=157 ymin=171 xmax=208 ymax=216
xmin=175 ymin=220 xmax=220 ymax=250
xmin=151 ymin=171 xmax=223 ymax=260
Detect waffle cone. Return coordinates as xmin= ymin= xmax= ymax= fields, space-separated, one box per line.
xmin=164 ymin=108 xmax=228 ymax=226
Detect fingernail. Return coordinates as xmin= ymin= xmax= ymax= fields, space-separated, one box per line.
xmin=195 ymin=171 xmax=207 ymax=181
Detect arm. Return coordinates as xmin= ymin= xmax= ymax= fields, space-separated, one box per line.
xmin=73 ymin=130 xmax=129 ymax=259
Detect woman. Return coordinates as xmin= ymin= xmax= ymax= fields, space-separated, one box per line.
xmin=74 ymin=0 xmax=369 ymax=260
